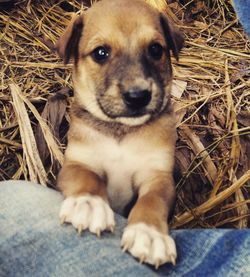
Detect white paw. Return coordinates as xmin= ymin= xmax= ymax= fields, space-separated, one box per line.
xmin=59 ymin=195 xmax=115 ymax=236
xmin=121 ymin=223 xmax=176 ymax=269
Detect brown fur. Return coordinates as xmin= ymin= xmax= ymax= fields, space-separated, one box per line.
xmin=128 ymin=172 xmax=176 ymax=232
xmin=71 ymin=100 xmax=174 ymax=139
xmin=57 ymin=162 xmax=108 ymax=200
xmin=57 ymin=0 xmax=183 ymax=265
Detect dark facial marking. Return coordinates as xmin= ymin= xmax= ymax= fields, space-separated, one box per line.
xmin=139 ymin=49 xmax=174 ymax=116
xmin=140 ymin=51 xmax=170 ymax=97
xmin=90 ymin=48 xmax=171 ymax=119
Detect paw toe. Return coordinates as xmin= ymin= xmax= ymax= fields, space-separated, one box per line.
xmin=121 ymin=223 xmax=177 ymax=268
xmin=59 ymin=195 xmax=115 ymax=236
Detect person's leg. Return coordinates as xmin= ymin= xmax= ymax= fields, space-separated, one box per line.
xmin=1 ymin=181 xmax=250 ymax=277
xmin=233 ymin=0 xmax=250 ymax=37
xmin=159 ymin=229 xmax=250 ymax=276
xmin=0 ymin=181 xmax=157 ymax=277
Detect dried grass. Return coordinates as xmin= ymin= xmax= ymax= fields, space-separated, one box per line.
xmin=0 ymin=0 xmax=249 ymax=228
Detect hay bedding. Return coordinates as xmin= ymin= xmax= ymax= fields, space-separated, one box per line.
xmin=0 ymin=0 xmax=249 ymax=228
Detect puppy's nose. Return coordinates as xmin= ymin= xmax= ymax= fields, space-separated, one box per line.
xmin=123 ymin=89 xmax=151 ymax=109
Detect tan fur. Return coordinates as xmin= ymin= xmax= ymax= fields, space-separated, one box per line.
xmin=57 ymin=161 xmax=107 ymax=200
xmin=57 ymin=0 xmax=183 ymax=267
xmin=59 ymin=111 xmax=176 ymax=213
xmin=128 ymin=172 xmax=176 ymax=233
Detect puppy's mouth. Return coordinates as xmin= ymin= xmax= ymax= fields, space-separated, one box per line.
xmin=97 ymin=94 xmax=156 ymax=120
xmin=96 ymin=97 xmax=165 ymax=127
xmin=99 ymin=104 xmax=149 ymax=119
xmin=96 ymin=84 xmax=165 ymax=121
xmin=124 ymin=109 xmax=148 ymax=118
xmin=98 ymin=103 xmax=152 ymax=119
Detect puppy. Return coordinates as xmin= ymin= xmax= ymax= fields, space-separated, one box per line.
xmin=56 ymin=0 xmax=183 ymax=269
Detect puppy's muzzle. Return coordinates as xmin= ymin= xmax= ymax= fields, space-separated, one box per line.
xmin=123 ymin=89 xmax=152 ymax=110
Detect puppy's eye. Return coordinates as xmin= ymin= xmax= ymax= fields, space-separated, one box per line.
xmin=92 ymin=46 xmax=110 ymax=63
xmin=148 ymin=43 xmax=163 ymax=60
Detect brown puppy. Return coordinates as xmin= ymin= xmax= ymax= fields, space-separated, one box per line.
xmin=57 ymin=0 xmax=183 ymax=268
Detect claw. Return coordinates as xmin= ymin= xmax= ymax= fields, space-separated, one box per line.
xmin=78 ymin=225 xmax=83 ymax=235
xmin=109 ymin=225 xmax=115 ymax=233
xmin=96 ymin=229 xmax=101 ymax=238
xmin=60 ymin=216 xmax=66 ymax=225
xmin=139 ymin=255 xmax=146 ymax=264
xmin=155 ymin=260 xmax=161 ymax=270
xmin=170 ymin=255 xmax=176 ymax=266
xmin=121 ymin=237 xmax=134 ymax=252
xmin=122 ymin=244 xmax=129 ymax=253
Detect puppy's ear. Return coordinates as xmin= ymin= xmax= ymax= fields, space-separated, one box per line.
xmin=56 ymin=14 xmax=84 ymax=64
xmin=160 ymin=14 xmax=184 ymax=61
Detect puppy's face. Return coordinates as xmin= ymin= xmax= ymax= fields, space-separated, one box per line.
xmin=57 ymin=0 xmax=183 ymax=126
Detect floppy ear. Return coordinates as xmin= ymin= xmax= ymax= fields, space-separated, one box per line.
xmin=56 ymin=14 xmax=84 ymax=64
xmin=160 ymin=14 xmax=184 ymax=61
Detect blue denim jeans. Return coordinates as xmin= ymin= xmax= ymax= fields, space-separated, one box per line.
xmin=233 ymin=0 xmax=250 ymax=37
xmin=0 ymin=181 xmax=250 ymax=277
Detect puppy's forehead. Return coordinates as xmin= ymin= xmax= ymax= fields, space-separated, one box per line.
xmin=83 ymin=0 xmax=163 ymax=49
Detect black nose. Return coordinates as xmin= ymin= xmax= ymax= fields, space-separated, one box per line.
xmin=123 ymin=90 xmax=151 ymax=110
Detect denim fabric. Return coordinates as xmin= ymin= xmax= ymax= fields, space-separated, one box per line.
xmin=0 ymin=181 xmax=250 ymax=277
xmin=233 ymin=0 xmax=250 ymax=37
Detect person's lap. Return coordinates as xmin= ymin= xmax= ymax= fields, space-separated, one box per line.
xmin=0 ymin=181 xmax=250 ymax=277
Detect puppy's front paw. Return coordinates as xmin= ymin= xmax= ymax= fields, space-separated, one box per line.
xmin=59 ymin=195 xmax=115 ymax=236
xmin=121 ymin=223 xmax=176 ymax=269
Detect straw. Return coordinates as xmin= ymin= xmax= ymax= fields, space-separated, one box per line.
xmin=0 ymin=0 xmax=249 ymax=228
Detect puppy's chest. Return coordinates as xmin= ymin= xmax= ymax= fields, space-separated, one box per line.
xmin=67 ymin=124 xmax=171 ymax=213
xmin=89 ymin=139 xmax=141 ymax=213
xmin=68 ymin=132 xmax=153 ymax=213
